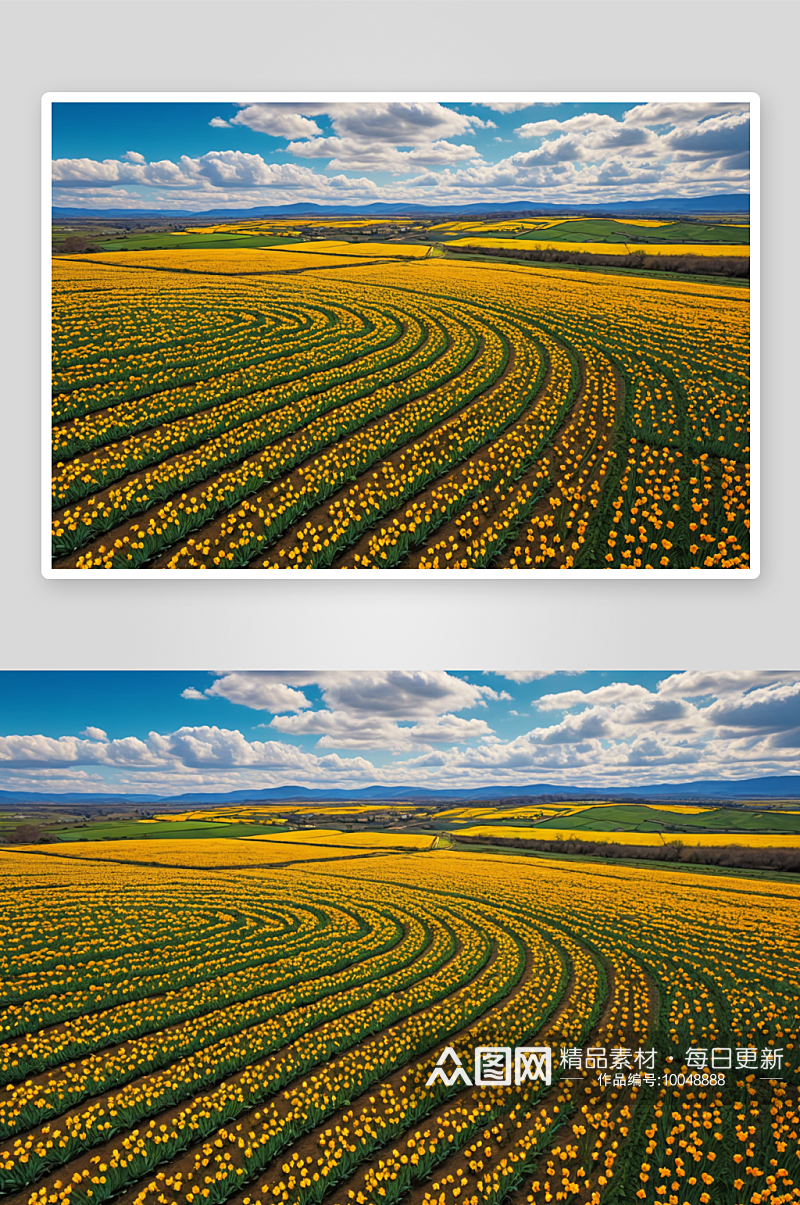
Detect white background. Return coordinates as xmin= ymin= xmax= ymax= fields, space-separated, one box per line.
xmin=1 ymin=0 xmax=797 ymax=670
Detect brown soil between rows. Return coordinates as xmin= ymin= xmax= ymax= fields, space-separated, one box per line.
xmin=398 ymin=352 xmax=579 ymax=570
xmin=179 ymin=911 xmax=556 ymax=1205
xmin=504 ymin=960 xmax=659 ymax=1205
xmin=492 ymin=361 xmax=625 ymax=570
xmin=51 ymin=316 xmax=454 ymax=570
xmin=1 ymin=898 xmax=474 ymax=1205
xmin=145 ymin=332 xmax=493 ymax=571
xmin=245 ymin=335 xmax=518 ymax=571
xmin=331 ymin=346 xmax=554 ymax=570
xmin=314 ymin=928 xmax=587 ymax=1205
xmin=405 ymin=956 xmax=658 ymax=1205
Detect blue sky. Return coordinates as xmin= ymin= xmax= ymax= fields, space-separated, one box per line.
xmin=0 ymin=671 xmax=796 ymax=796
xmin=53 ymin=102 xmax=636 ymax=165
xmin=50 ymin=99 xmax=750 ymax=211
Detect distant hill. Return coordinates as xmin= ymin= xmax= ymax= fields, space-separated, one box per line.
xmin=1 ymin=774 xmax=797 ymax=807
xmin=52 ymin=194 xmax=750 ymax=221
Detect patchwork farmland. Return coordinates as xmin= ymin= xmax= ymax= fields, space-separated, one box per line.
xmin=50 ymin=218 xmax=751 ymax=571
xmin=0 ymin=838 xmax=796 ymax=1205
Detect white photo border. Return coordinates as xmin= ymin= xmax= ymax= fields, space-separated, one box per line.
xmin=41 ymin=91 xmax=760 ymax=580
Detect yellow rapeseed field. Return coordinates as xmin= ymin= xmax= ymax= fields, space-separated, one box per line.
xmin=69 ymin=248 xmax=368 ymax=274
xmin=157 ymin=804 xmax=401 ymax=823
xmin=272 ymin=240 xmax=431 ymax=258
xmin=447 ymin=237 xmax=750 ymax=256
xmin=643 ymin=803 xmax=714 ymax=813
xmin=50 ymin=250 xmax=749 ymax=573
xmin=455 ymin=218 xmax=678 ymax=233
xmin=154 ymin=810 xmax=286 ymax=823
xmin=244 ymin=829 xmax=436 ymax=849
xmin=436 ymin=804 xmax=586 ymax=818
xmin=458 ymin=824 xmax=800 ymax=847
xmin=599 ymin=218 xmax=676 ymax=227
xmin=1 ymin=845 xmax=795 ymax=1205
xmin=5 ymin=838 xmax=380 ymax=867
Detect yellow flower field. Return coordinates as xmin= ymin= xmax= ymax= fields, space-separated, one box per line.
xmin=70 ymin=248 xmax=369 ymax=274
xmin=244 ymin=829 xmax=436 ymax=849
xmin=595 ymin=218 xmax=676 ymax=227
xmin=0 ymin=845 xmax=796 ymax=1205
xmin=153 ymin=811 xmax=287 ymax=823
xmin=643 ymin=803 xmax=714 ymax=813
xmin=50 ymin=250 xmax=749 ymax=573
xmin=447 ymin=237 xmax=750 ymax=256
xmin=439 ymin=804 xmax=592 ymax=819
xmin=157 ymin=804 xmax=400 ymax=822
xmin=453 ymin=218 xmax=679 ymax=233
xmin=271 ymin=240 xmax=432 ymax=258
xmin=457 ymin=824 xmax=800 ymax=847
xmin=4 ymin=837 xmax=382 ymax=868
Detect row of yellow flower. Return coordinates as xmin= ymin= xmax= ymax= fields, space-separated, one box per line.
xmin=256 ymin=309 xmax=538 ymax=569
xmin=52 ymin=305 xmax=443 ymax=550
xmin=490 ymin=341 xmax=618 ymax=570
xmin=257 ymin=909 xmax=578 ymax=1205
xmin=52 ymin=295 xmax=471 ymax=557
xmin=52 ymin=254 xmax=748 ymax=570
xmin=0 ymin=875 xmax=340 ymax=1037
xmin=2 ymin=844 xmax=797 ymax=1205
xmin=54 ymin=280 xmax=397 ymax=462
xmin=0 ymin=890 xmax=401 ymax=1084
xmin=0 ymin=902 xmax=431 ymax=1147
xmin=71 ymin=304 xmax=498 ymax=569
xmin=8 ymin=876 xmax=523 ymax=1205
xmin=349 ymin=327 xmax=575 ymax=568
xmin=306 ymin=851 xmax=797 ymax=1204
xmin=53 ymin=277 xmax=318 ymax=419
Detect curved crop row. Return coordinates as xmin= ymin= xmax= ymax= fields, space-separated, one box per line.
xmin=51 ymin=302 xmax=469 ymax=558
xmin=52 ymin=302 xmax=397 ymax=460
xmin=70 ymin=306 xmax=499 ymax=569
xmin=1 ymin=843 xmax=796 ymax=1205
xmin=50 ymin=255 xmax=751 ymax=571
xmin=52 ymin=295 xmax=331 ymax=410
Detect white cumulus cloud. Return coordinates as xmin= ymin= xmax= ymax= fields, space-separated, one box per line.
xmin=177 ymin=671 xmax=505 ymax=751
xmin=231 ymin=104 xmax=324 ymax=140
xmin=3 ymin=671 xmax=800 ymax=794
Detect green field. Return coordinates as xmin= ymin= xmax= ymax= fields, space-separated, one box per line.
xmin=438 ymin=218 xmax=750 ymax=246
xmin=436 ymin=245 xmax=752 ymax=288
xmin=53 ymin=232 xmax=304 ymax=253
xmin=516 ymin=219 xmax=750 ymax=245
xmin=429 ymin=802 xmax=800 ymax=836
xmin=534 ymin=803 xmax=800 ymax=834
xmin=3 ymin=818 xmax=293 ymax=843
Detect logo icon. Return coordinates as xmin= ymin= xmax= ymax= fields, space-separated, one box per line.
xmin=425 ymin=1046 xmax=472 ymax=1087
xmin=425 ymin=1045 xmax=552 ymax=1088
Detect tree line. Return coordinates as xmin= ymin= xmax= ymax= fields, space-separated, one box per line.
xmin=451 ymin=244 xmax=750 ymax=279
xmin=451 ymin=831 xmax=800 ymax=872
